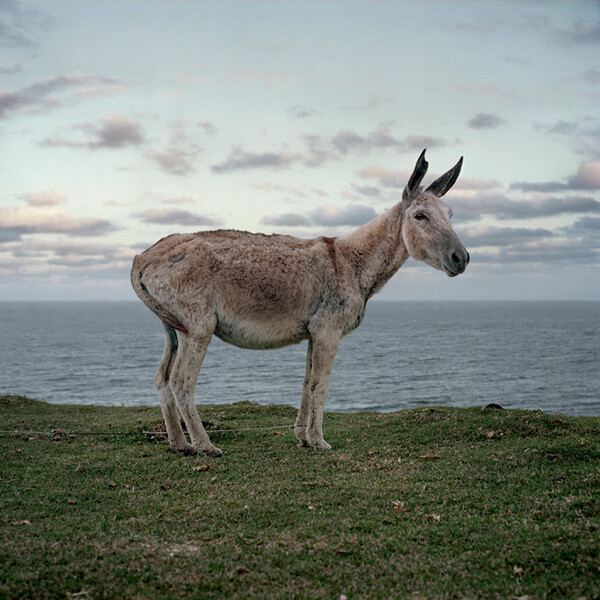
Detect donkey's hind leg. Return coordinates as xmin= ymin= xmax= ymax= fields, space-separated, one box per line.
xmin=169 ymin=325 xmax=223 ymax=458
xmin=294 ymin=339 xmax=313 ymax=447
xmin=155 ymin=325 xmax=194 ymax=454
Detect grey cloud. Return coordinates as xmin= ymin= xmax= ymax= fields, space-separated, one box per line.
xmin=0 ymin=228 xmax=23 ymax=243
xmin=534 ymin=118 xmax=600 ymax=158
xmin=288 ymin=105 xmax=317 ymax=119
xmin=331 ymin=127 xmax=445 ymax=155
xmin=560 ymin=21 xmax=600 ymax=45
xmin=147 ymin=120 xmax=203 ymax=175
xmin=452 ymin=193 xmax=600 ymax=221
xmin=198 ymin=121 xmax=217 ymax=135
xmin=511 ymin=161 xmax=600 ymax=192
xmin=262 ymin=203 xmax=376 ymax=229
xmin=211 ymin=148 xmax=299 ymax=174
xmin=0 ymin=74 xmax=127 ymax=119
xmin=213 ymin=126 xmax=448 ymax=175
xmin=503 ymin=241 xmax=599 ymax=264
xmin=41 ymin=115 xmax=145 ymax=150
xmin=310 ymin=204 xmax=376 ymax=226
xmin=135 ymin=208 xmax=219 ymax=227
xmin=302 ymin=135 xmax=337 ymax=167
xmin=352 ymin=184 xmax=381 ymax=198
xmin=358 ymin=166 xmax=494 ymax=192
xmin=468 ymin=113 xmax=506 ymax=129
xmin=261 ymin=213 xmax=311 ymax=227
xmin=358 ymin=166 xmax=406 ymax=189
xmin=0 ymin=0 xmax=50 ymax=50
xmin=458 ymin=226 xmax=554 ymax=248
xmin=149 ymin=148 xmax=199 ymax=175
xmin=0 ymin=219 xmax=116 ymax=240
xmin=509 ymin=181 xmax=568 ymax=193
xmin=88 ymin=115 xmax=144 ymax=148
xmin=563 ymin=216 xmax=600 ymax=233
xmin=21 ymin=191 xmax=68 ymax=206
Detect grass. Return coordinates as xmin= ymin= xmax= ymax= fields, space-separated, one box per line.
xmin=1 ymin=394 xmax=599 ymax=599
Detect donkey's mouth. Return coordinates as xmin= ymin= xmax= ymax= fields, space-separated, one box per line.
xmin=443 ymin=264 xmax=460 ymax=277
xmin=442 ymin=261 xmax=465 ymax=277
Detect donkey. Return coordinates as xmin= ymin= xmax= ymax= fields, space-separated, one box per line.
xmin=131 ymin=150 xmax=469 ymax=456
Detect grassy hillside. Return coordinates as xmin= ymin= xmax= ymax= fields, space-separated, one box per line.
xmin=1 ymin=395 xmax=599 ymax=599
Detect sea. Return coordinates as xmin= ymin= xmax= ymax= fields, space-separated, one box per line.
xmin=0 ymin=301 xmax=598 ymax=416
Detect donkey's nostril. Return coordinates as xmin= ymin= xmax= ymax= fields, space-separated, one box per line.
xmin=451 ymin=252 xmax=459 ymax=264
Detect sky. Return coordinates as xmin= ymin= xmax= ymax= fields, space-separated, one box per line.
xmin=1 ymin=0 xmax=599 ymax=301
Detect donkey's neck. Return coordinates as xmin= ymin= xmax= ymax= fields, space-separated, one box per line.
xmin=338 ymin=203 xmax=409 ymax=300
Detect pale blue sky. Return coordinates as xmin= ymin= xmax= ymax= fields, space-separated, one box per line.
xmin=1 ymin=0 xmax=599 ymax=300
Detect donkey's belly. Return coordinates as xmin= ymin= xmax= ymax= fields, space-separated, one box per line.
xmin=214 ymin=316 xmax=309 ymax=350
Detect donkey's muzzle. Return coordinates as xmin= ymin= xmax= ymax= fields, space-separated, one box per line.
xmin=443 ymin=247 xmax=470 ymax=277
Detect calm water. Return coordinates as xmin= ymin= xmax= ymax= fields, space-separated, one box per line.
xmin=0 ymin=301 xmax=598 ymax=416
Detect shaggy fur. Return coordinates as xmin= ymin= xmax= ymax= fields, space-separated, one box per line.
xmin=131 ymin=150 xmax=469 ymax=455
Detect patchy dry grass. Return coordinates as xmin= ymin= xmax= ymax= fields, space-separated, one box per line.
xmin=1 ymin=395 xmax=599 ymax=599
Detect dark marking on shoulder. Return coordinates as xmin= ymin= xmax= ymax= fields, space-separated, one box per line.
xmin=321 ymin=236 xmax=338 ymax=272
xmin=170 ymin=253 xmax=186 ymax=264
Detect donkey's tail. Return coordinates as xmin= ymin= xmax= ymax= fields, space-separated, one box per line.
xmin=130 ymin=256 xmax=189 ymax=335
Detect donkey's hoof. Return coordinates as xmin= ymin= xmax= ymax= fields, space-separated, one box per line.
xmin=294 ymin=426 xmax=309 ymax=446
xmin=201 ymin=446 xmax=224 ymax=458
xmin=310 ymin=439 xmax=332 ymax=451
xmin=171 ymin=442 xmax=196 ymax=455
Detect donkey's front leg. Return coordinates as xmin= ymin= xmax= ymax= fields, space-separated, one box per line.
xmin=304 ymin=332 xmax=340 ymax=450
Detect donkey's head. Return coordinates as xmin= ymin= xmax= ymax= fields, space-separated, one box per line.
xmin=401 ymin=150 xmax=469 ymax=277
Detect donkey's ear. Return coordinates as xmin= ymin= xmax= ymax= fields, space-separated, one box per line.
xmin=403 ymin=149 xmax=429 ymax=202
xmin=425 ymin=156 xmax=463 ymax=198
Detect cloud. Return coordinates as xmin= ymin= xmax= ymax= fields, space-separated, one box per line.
xmin=458 ymin=225 xmax=554 ymax=248
xmin=211 ymin=147 xmax=300 ymax=174
xmin=41 ymin=114 xmax=144 ymax=150
xmin=0 ymin=205 xmax=116 ymax=240
xmin=559 ymin=20 xmax=600 ymax=45
xmin=564 ymin=216 xmax=600 ymax=233
xmin=147 ymin=120 xmax=203 ymax=175
xmin=511 ymin=161 xmax=600 ymax=192
xmin=467 ymin=113 xmax=506 ymax=129
xmin=358 ymin=166 xmax=407 ymax=189
xmin=567 ymin=161 xmax=600 ymax=189
xmin=352 ymin=184 xmax=381 ymax=198
xmin=21 ymin=191 xmax=68 ymax=206
xmin=331 ymin=126 xmax=445 ymax=155
xmin=0 ymin=0 xmax=50 ymax=50
xmin=263 ymin=203 xmax=376 ymax=229
xmin=87 ymin=114 xmax=144 ymax=149
xmin=288 ymin=105 xmax=317 ymax=119
xmin=534 ymin=118 xmax=600 ymax=158
xmin=451 ymin=193 xmax=600 ymax=221
xmin=198 ymin=121 xmax=217 ymax=135
xmin=261 ymin=213 xmax=310 ymax=227
xmin=309 ymin=204 xmax=377 ymax=226
xmin=212 ymin=125 xmax=449 ymax=175
xmin=135 ymin=208 xmax=219 ymax=227
xmin=0 ymin=74 xmax=128 ymax=119
xmin=357 ymin=166 xmax=494 ymax=193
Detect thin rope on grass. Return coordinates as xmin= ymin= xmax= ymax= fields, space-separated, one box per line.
xmin=0 ymin=424 xmax=294 ymax=438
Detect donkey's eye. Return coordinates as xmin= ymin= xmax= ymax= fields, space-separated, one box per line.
xmin=414 ymin=213 xmax=428 ymax=221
